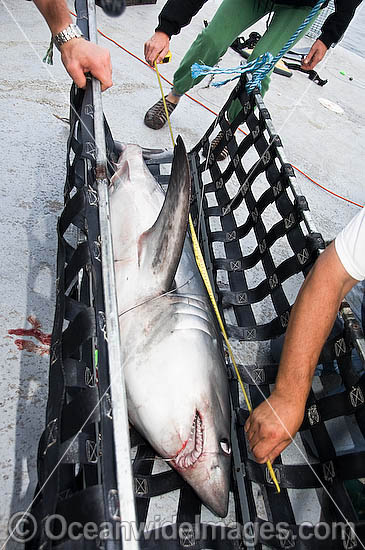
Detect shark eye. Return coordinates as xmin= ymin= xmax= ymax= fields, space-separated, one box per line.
xmin=220 ymin=439 xmax=231 ymax=455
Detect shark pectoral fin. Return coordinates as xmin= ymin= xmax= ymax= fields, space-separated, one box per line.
xmin=138 ymin=136 xmax=191 ymax=291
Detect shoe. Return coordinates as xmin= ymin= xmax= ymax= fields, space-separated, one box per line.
xmin=144 ymin=97 xmax=178 ymax=130
xmin=203 ymin=131 xmax=229 ymax=161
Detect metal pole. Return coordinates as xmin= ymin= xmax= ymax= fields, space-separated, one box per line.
xmin=87 ymin=2 xmax=139 ymax=548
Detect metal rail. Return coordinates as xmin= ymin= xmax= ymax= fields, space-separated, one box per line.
xmin=87 ymin=1 xmax=139 ymax=548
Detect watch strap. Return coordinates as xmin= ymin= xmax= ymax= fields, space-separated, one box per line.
xmin=53 ymin=24 xmax=83 ymax=51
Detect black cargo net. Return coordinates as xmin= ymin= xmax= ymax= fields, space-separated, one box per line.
xmin=26 ymin=83 xmax=122 ymax=550
xmin=190 ymin=80 xmax=326 ymax=343
xmin=28 ymin=64 xmax=365 ymax=550
xmin=27 ymin=84 xmax=242 ymax=550
xmin=188 ymin=75 xmax=365 ymax=549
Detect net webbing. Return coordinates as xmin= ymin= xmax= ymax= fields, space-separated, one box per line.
xmin=25 ymin=82 xmax=122 ymax=550
xmin=28 ymin=73 xmax=365 ymax=550
xmin=188 ymin=75 xmax=365 ymax=549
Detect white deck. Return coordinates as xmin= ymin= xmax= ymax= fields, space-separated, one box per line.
xmin=0 ymin=0 xmax=364 ymax=546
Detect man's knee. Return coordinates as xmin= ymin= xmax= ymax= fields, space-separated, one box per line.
xmin=196 ymin=28 xmax=228 ymax=61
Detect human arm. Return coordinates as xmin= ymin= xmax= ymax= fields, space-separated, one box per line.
xmin=319 ymin=0 xmax=362 ymax=50
xmin=302 ymin=0 xmax=362 ymax=71
xmin=301 ymin=39 xmax=328 ymax=71
xmin=33 ymin=0 xmax=112 ymax=90
xmin=144 ymin=31 xmax=171 ymax=66
xmin=245 ymin=242 xmax=358 ymax=464
xmin=144 ymin=0 xmax=207 ymax=66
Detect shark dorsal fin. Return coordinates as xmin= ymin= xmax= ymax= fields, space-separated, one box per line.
xmin=138 ymin=136 xmax=191 ymax=292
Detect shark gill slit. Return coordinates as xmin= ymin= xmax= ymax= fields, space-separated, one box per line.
xmin=118 ymin=275 xmax=196 ymax=318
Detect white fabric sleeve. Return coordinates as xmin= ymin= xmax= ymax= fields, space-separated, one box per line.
xmin=334 ymin=208 xmax=365 ymax=281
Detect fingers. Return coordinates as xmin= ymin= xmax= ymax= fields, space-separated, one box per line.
xmin=248 ymin=425 xmax=271 ymax=451
xmin=144 ymin=40 xmax=156 ymax=66
xmin=246 ymin=421 xmax=280 ymax=460
xmin=303 ymin=47 xmax=316 ymax=70
xmin=89 ymin=57 xmax=113 ymax=91
xmin=155 ymin=45 xmax=170 ymax=65
xmin=67 ymin=64 xmax=88 ymax=89
xmin=302 ymin=51 xmax=317 ymax=71
xmin=67 ymin=61 xmax=112 ymax=91
xmin=145 ymin=42 xmax=164 ymax=66
xmin=144 ymin=32 xmax=170 ymax=66
xmin=244 ymin=396 xmax=302 ymax=464
xmin=251 ymin=436 xmax=291 ymax=464
xmin=267 ymin=440 xmax=292 ymax=463
xmin=302 ymin=40 xmax=327 ymax=71
xmin=84 ymin=47 xmax=113 ymax=91
xmin=61 ymin=40 xmax=113 ymax=91
xmin=246 ymin=417 xmax=289 ymax=463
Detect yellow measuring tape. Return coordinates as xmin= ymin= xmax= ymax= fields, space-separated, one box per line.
xmin=153 ymin=59 xmax=280 ymax=493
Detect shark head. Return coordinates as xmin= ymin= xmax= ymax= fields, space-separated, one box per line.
xmin=129 ymin=369 xmax=231 ymax=517
xmin=125 ymin=310 xmax=232 ymax=518
xmin=168 ymin=334 xmax=231 ymax=518
xmin=171 ymin=397 xmax=231 ymax=517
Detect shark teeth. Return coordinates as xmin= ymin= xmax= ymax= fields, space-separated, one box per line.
xmin=174 ymin=411 xmax=204 ymax=469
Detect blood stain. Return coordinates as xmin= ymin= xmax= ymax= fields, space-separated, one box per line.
xmin=8 ymin=316 xmax=51 ymax=355
xmin=14 ymin=339 xmax=50 ymax=356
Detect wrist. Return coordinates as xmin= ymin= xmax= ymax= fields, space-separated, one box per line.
xmin=154 ymin=30 xmax=170 ymax=40
xmin=155 ymin=23 xmax=173 ymax=39
xmin=271 ymin=384 xmax=308 ymax=410
xmin=53 ymin=23 xmax=84 ymax=51
xmin=317 ymin=32 xmax=332 ymax=49
xmin=59 ymin=36 xmax=86 ymax=54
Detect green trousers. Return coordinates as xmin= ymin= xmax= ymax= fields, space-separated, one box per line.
xmin=172 ymin=0 xmax=317 ymax=120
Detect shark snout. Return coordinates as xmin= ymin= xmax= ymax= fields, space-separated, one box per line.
xmin=171 ymin=410 xmax=231 ymax=517
xmin=196 ymin=450 xmax=231 ymax=517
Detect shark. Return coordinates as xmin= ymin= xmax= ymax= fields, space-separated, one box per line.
xmin=109 ymin=136 xmax=231 ymax=517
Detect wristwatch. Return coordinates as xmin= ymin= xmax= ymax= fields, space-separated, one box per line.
xmin=53 ymin=24 xmax=84 ymax=51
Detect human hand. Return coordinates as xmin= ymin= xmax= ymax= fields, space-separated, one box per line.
xmin=60 ymin=38 xmax=112 ymax=91
xmin=301 ymin=39 xmax=328 ymax=71
xmin=244 ymin=391 xmax=306 ymax=463
xmin=144 ymin=31 xmax=170 ymax=66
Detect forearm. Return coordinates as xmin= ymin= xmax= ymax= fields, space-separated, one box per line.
xmin=244 ymin=244 xmax=357 ymax=463
xmin=274 ymin=243 xmax=357 ymax=403
xmin=319 ymin=0 xmax=362 ymax=48
xmin=156 ymin=0 xmax=207 ymax=37
xmin=33 ymin=0 xmax=72 ymax=35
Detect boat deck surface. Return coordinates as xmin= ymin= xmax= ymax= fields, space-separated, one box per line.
xmin=0 ymin=0 xmax=364 ymax=546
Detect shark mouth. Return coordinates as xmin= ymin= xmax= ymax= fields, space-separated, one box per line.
xmin=173 ymin=411 xmax=204 ymax=469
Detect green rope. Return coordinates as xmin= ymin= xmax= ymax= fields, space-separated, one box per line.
xmin=43 ymin=37 xmax=54 ymax=65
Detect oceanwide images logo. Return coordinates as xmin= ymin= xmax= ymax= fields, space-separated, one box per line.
xmin=8 ymin=512 xmax=37 ymax=543
xmin=7 ymin=513 xmax=356 ymax=545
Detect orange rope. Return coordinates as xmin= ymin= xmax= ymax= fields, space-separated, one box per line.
xmin=293 ymin=166 xmax=362 ymax=208
xmin=73 ymin=11 xmax=362 ymax=210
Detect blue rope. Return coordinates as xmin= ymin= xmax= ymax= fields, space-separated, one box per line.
xmin=191 ymin=52 xmax=273 ymax=88
xmin=191 ymin=0 xmax=326 ymax=93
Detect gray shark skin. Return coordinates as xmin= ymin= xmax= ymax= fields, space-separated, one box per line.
xmin=109 ymin=136 xmax=231 ymax=517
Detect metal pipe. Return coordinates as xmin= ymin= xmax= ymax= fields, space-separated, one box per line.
xmin=87 ymin=2 xmax=139 ymax=548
